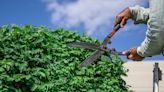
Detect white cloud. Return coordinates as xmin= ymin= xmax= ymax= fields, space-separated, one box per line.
xmin=44 ymin=0 xmax=148 ymax=36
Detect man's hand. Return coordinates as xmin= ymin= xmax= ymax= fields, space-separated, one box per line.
xmin=115 ymin=7 xmax=132 ymax=27
xmin=123 ymin=47 xmax=144 ymax=61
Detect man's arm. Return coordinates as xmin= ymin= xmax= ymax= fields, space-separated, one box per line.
xmin=114 ymin=6 xmax=150 ymax=27
xmin=130 ymin=3 xmax=164 ymax=57
xmin=129 ymin=6 xmax=150 ymax=24
xmin=137 ymin=0 xmax=164 ymax=57
xmin=115 ymin=4 xmax=164 ymax=60
xmin=114 ymin=6 xmax=150 ymax=61
xmin=137 ymin=19 xmax=164 ymax=57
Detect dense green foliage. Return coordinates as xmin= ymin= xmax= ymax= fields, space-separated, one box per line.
xmin=0 ymin=24 xmax=129 ymax=92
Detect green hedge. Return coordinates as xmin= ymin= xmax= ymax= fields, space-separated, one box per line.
xmin=0 ymin=24 xmax=130 ymax=92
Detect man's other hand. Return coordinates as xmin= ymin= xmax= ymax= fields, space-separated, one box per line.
xmin=115 ymin=7 xmax=132 ymax=27
xmin=123 ymin=47 xmax=144 ymax=61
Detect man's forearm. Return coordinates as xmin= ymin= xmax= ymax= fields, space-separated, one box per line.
xmin=136 ymin=0 xmax=164 ymax=57
xmin=137 ymin=19 xmax=164 ymax=57
xmin=129 ymin=6 xmax=150 ymax=24
xmin=137 ymin=36 xmax=163 ymax=57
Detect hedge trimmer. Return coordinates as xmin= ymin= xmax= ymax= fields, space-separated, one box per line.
xmin=67 ymin=24 xmax=125 ymax=67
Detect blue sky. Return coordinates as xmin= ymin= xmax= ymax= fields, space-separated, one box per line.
xmin=0 ymin=0 xmax=164 ymax=61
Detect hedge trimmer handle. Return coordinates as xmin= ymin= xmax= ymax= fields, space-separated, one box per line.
xmin=109 ymin=48 xmax=125 ymax=56
xmin=102 ymin=24 xmax=121 ymax=45
xmin=108 ymin=24 xmax=121 ymax=39
xmin=113 ymin=24 xmax=121 ymax=32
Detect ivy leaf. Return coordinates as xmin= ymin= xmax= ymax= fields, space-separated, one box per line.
xmin=0 ymin=67 xmax=4 ymax=73
xmin=101 ymin=55 xmax=110 ymax=62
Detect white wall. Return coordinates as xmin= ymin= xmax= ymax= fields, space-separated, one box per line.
xmin=123 ymin=61 xmax=164 ymax=92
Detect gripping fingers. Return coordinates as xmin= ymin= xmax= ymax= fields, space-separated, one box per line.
xmin=120 ymin=17 xmax=128 ymax=27
xmin=127 ymin=54 xmax=134 ymax=60
xmin=115 ymin=15 xmax=123 ymax=26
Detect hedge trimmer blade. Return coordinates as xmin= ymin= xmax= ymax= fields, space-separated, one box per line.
xmin=78 ymin=50 xmax=104 ymax=67
xmin=67 ymin=24 xmax=123 ymax=67
xmin=67 ymin=42 xmax=100 ymax=50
